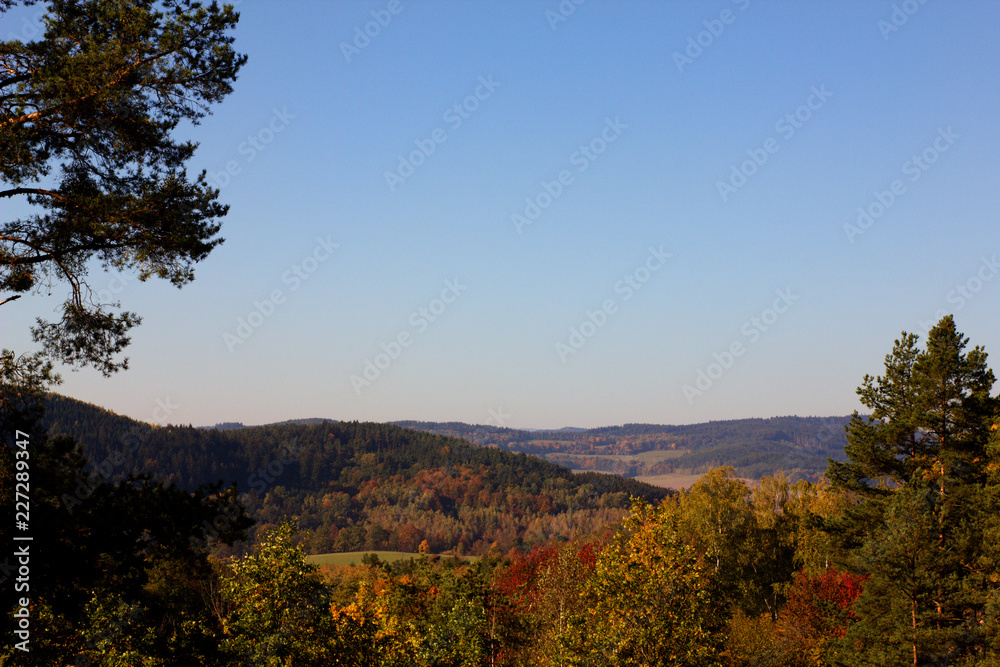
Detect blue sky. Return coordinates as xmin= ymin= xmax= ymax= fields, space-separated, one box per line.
xmin=3 ymin=0 xmax=999 ymax=429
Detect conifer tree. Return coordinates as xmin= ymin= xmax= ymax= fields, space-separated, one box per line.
xmin=827 ymin=316 xmax=999 ymax=665
xmin=1 ymin=0 xmax=245 ymax=395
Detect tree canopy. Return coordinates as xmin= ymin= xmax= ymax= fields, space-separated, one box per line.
xmin=0 ymin=0 xmax=245 ymax=396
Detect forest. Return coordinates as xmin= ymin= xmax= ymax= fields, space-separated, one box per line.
xmin=2 ymin=316 xmax=999 ymax=665
xmin=36 ymin=395 xmax=671 ymax=556
xmin=2 ymin=2 xmax=999 ymax=665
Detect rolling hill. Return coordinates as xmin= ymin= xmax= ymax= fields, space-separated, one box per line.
xmin=38 ymin=394 xmax=671 ymax=556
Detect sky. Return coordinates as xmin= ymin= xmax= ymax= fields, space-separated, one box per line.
xmin=3 ymin=0 xmax=1000 ymax=430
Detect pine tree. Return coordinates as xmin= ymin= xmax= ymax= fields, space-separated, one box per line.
xmin=1 ymin=0 xmax=245 ymax=391
xmin=827 ymin=316 xmax=998 ymax=665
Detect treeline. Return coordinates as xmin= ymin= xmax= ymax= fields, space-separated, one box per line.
xmin=188 ymin=471 xmax=865 ymax=667
xmin=38 ymin=395 xmax=670 ymax=555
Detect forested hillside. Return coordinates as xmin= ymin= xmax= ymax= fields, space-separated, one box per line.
xmin=9 ymin=319 xmax=1000 ymax=666
xmin=396 ymin=415 xmax=851 ymax=481
xmin=40 ymin=394 xmax=669 ymax=555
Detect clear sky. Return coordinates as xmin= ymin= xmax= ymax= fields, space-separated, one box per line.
xmin=3 ymin=0 xmax=999 ymax=429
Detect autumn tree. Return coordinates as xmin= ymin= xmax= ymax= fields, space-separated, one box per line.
xmin=677 ymin=467 xmax=797 ymax=619
xmin=775 ymin=569 xmax=866 ymax=666
xmin=220 ymin=522 xmax=356 ymax=666
xmin=565 ymin=498 xmax=724 ymax=666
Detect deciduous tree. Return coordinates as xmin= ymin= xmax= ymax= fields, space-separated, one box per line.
xmin=567 ymin=498 xmax=724 ymax=666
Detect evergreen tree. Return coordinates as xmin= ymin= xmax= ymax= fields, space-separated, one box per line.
xmin=1 ymin=0 xmax=245 ymax=390
xmin=827 ymin=316 xmax=999 ymax=665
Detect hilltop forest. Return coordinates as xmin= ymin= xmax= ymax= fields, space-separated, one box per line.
xmin=38 ymin=394 xmax=670 ymax=556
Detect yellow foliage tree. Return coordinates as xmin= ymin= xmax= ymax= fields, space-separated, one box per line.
xmin=564 ymin=498 xmax=724 ymax=666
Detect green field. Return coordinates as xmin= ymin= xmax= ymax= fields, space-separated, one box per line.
xmin=306 ymin=551 xmax=474 ymax=568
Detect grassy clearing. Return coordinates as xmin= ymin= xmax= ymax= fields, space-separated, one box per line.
xmin=307 ymin=551 xmax=419 ymax=567
xmin=591 ymin=449 xmax=688 ymax=464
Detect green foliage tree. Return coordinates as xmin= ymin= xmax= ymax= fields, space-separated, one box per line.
xmin=0 ymin=433 xmax=252 ymax=665
xmin=0 ymin=0 xmax=245 ymax=396
xmin=220 ymin=521 xmax=354 ymax=666
xmin=418 ymin=560 xmax=492 ymax=667
xmin=827 ymin=316 xmax=999 ymax=666
xmin=677 ymin=467 xmax=798 ymax=620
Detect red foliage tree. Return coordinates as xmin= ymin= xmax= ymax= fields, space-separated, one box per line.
xmin=777 ymin=569 xmax=867 ymax=662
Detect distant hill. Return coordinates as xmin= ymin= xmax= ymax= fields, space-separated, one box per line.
xmin=38 ymin=394 xmax=670 ymax=556
xmin=193 ymin=417 xmax=849 ymax=484
xmin=202 ymin=418 xmax=335 ymax=430
xmin=38 ymin=394 xmax=851 ymax=556
xmin=393 ymin=416 xmax=852 ymax=482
